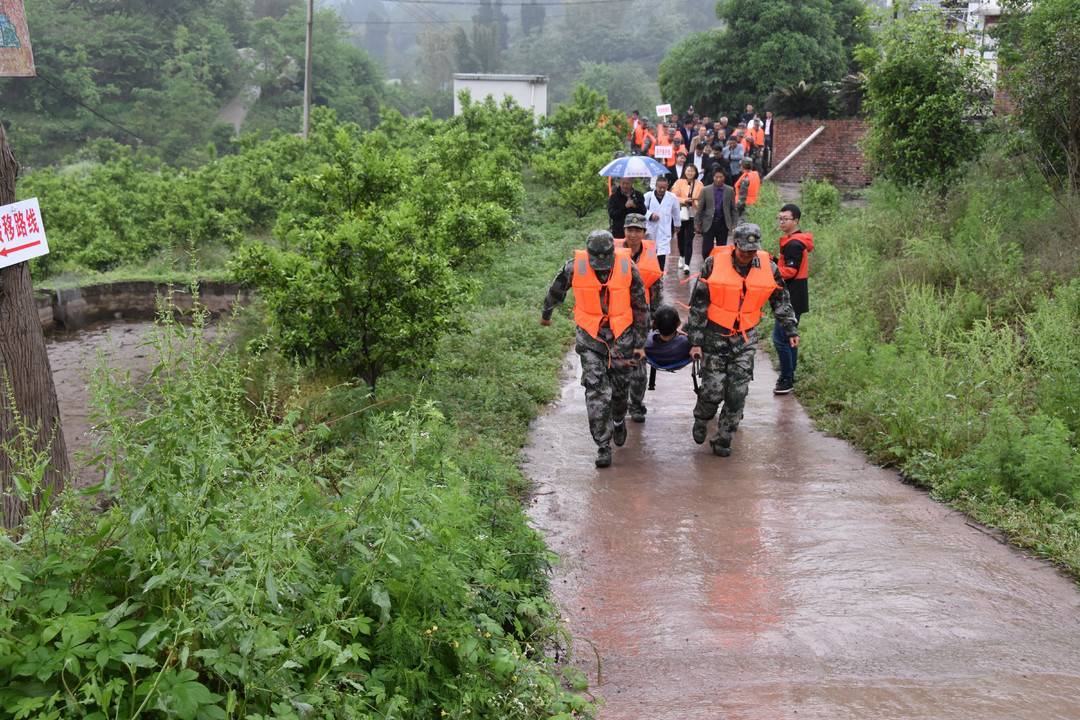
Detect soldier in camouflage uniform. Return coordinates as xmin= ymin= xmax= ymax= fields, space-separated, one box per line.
xmin=619 ymin=213 xmax=664 ymax=423
xmin=686 ymin=223 xmax=799 ymax=456
xmin=541 ymin=230 xmax=650 ymax=468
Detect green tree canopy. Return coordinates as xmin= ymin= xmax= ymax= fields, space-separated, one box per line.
xmin=659 ymin=0 xmax=871 ymax=114
xmin=861 ymin=8 xmax=989 ymax=186
xmin=996 ymin=0 xmax=1080 ymax=196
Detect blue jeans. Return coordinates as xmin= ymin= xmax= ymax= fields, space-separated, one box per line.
xmin=772 ymin=313 xmax=801 ymax=382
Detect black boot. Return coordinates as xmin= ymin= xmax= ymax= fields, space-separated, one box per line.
xmin=595 ymin=446 xmax=612 ymax=468
xmin=692 ymin=418 xmax=708 ymax=445
xmin=711 ymin=434 xmax=731 ymax=457
xmin=612 ymin=421 xmax=627 ymax=447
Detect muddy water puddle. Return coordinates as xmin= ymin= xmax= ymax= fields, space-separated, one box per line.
xmin=525 ymin=255 xmax=1080 ymax=719
xmin=47 ymin=320 xmax=160 ymax=484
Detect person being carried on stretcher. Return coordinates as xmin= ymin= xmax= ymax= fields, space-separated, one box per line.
xmin=646 ymin=305 xmax=693 ymax=370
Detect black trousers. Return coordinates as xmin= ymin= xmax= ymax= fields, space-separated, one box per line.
xmin=702 ymin=222 xmax=728 ymax=259
xmin=677 ymin=220 xmax=696 ymax=263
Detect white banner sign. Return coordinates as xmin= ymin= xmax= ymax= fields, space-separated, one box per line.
xmin=653 ymin=145 xmax=673 ymax=160
xmin=655 ymin=103 xmax=672 ymax=117
xmin=0 ymin=197 xmax=49 ymax=269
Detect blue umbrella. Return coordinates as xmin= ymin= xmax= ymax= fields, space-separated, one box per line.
xmin=598 ymin=155 xmax=670 ymax=178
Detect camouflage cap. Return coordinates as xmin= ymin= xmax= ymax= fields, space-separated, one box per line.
xmin=733 ymin=223 xmax=763 ymax=252
xmin=741 ymin=156 xmax=753 ymax=167
xmin=623 ymin=213 xmax=647 ymax=230
xmin=586 ymin=230 xmax=616 ymax=271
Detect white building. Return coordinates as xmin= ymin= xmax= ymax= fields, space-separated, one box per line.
xmin=452 ymin=74 xmax=549 ymax=120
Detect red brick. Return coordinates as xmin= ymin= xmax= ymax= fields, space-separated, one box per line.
xmin=769 ymin=117 xmax=871 ymax=187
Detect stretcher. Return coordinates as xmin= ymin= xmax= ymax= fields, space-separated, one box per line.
xmin=646 ymin=356 xmax=699 ymax=392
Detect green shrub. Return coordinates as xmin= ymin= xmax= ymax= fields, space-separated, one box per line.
xmin=0 ymin=303 xmax=588 ymax=718
xmin=233 ymin=216 xmax=470 ymax=390
xmin=790 ymin=148 xmax=1080 ymax=572
xmin=861 ymin=7 xmax=989 ymax=186
xmin=233 ymin=104 xmax=529 ymax=388
xmin=799 ymin=179 xmax=841 ymax=224
xmin=533 ymin=85 xmax=625 ymax=218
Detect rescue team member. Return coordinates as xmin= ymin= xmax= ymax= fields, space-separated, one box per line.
xmin=748 ymin=119 xmax=765 ymax=170
xmin=733 ymin=156 xmax=761 ymax=224
xmin=633 ymin=118 xmax=646 ymax=154
xmin=541 ymin=231 xmax=650 ymax=468
xmin=641 ymin=121 xmax=657 ymax=157
xmin=615 ymin=214 xmax=664 ymax=423
xmin=772 ymin=203 xmax=813 ymax=395
xmin=687 ymin=223 xmax=799 ymax=457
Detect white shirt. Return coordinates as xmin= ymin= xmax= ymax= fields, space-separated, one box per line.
xmin=764 ymin=117 xmax=772 ymax=136
xmin=643 ymin=190 xmax=681 ymax=256
xmin=693 ymin=152 xmax=705 ymax=174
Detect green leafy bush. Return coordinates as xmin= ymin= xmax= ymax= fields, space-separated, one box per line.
xmin=784 ymin=148 xmax=1080 ymax=573
xmin=799 ymin=179 xmax=841 ymax=224
xmin=534 ymin=86 xmax=624 ymax=218
xmin=0 ymin=308 xmax=588 ymax=718
xmin=861 ymin=7 xmax=990 ymax=186
xmin=232 ymin=101 xmax=531 ymax=388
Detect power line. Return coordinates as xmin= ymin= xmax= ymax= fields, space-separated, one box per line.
xmin=35 ymin=73 xmax=146 ymax=143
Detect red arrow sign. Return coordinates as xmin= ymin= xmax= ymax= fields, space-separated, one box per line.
xmin=0 ymin=239 xmax=42 ymax=257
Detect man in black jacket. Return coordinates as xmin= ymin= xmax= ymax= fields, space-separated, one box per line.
xmin=608 ymin=177 xmax=646 ymax=239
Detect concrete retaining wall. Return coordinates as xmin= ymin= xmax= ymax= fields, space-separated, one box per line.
xmin=38 ymin=280 xmax=252 ymax=332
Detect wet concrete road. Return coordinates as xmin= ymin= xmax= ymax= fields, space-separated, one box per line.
xmin=525 ymin=264 xmax=1080 ymax=719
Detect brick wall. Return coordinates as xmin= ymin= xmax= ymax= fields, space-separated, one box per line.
xmin=769 ymin=117 xmax=871 ymax=187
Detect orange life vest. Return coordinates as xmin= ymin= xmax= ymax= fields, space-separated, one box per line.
xmin=634 ymin=124 xmax=646 ymax=146
xmin=734 ymin=171 xmax=760 ymax=205
xmin=614 ymin=238 xmax=663 ymax=303
xmin=778 ymin=231 xmax=814 ymax=281
xmin=572 ymin=248 xmax=634 ymax=340
xmin=705 ymin=246 xmax=779 ymax=337
xmin=748 ymin=127 xmax=764 ymax=147
xmin=642 ymin=131 xmax=657 ymax=157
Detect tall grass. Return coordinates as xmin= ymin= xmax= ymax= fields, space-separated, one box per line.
xmin=747 ymin=157 xmax=1080 ymax=574
xmin=0 ymin=184 xmax=597 ymax=719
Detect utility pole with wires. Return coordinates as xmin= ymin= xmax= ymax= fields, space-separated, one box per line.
xmin=303 ymin=0 xmax=314 ymax=139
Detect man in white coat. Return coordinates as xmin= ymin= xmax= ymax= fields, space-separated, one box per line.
xmin=643 ymin=174 xmax=681 ymax=270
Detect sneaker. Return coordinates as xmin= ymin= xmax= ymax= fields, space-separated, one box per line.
xmin=692 ymin=419 xmax=708 ymax=445
xmin=595 ymin=446 xmax=612 ymax=468
xmin=711 ymin=435 xmax=732 ymax=457
xmin=612 ymin=421 xmax=627 ymax=447
xmin=683 ymin=265 xmax=691 ymax=276
xmin=773 ymin=377 xmax=794 ymax=395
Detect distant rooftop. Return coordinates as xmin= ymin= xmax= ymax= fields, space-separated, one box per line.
xmin=453 ymin=74 xmax=548 ymax=84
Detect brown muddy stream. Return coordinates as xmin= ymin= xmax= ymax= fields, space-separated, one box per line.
xmin=525 ymin=256 xmax=1080 ymax=719
xmin=46 ymin=320 xmax=159 ymax=484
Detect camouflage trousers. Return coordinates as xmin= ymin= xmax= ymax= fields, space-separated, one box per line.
xmin=628 ymin=358 xmax=648 ymax=417
xmin=579 ymin=347 xmax=632 ymax=448
xmin=693 ymin=336 xmax=755 ymax=443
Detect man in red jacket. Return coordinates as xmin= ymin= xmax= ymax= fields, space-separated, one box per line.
xmin=772 ymin=203 xmax=814 ymax=394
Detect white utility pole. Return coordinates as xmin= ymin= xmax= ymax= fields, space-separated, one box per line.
xmin=302 ymin=0 xmax=314 ymax=139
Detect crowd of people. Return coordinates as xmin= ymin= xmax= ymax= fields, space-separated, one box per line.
xmin=610 ymin=104 xmax=774 ymax=276
xmin=540 ymin=104 xmax=816 ymax=469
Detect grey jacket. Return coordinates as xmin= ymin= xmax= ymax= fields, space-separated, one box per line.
xmin=695 ymin=182 xmax=736 ymax=234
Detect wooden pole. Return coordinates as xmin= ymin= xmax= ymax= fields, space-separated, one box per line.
xmin=302 ymin=0 xmax=314 ymax=140
xmin=0 ymin=123 xmax=70 ymax=528
xmin=763 ymin=125 xmax=826 ymax=182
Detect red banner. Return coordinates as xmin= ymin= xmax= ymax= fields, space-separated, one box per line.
xmin=0 ymin=0 xmax=34 ymax=78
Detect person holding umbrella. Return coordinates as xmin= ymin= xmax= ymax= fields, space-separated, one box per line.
xmin=601 ymin=154 xmax=669 ymax=239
